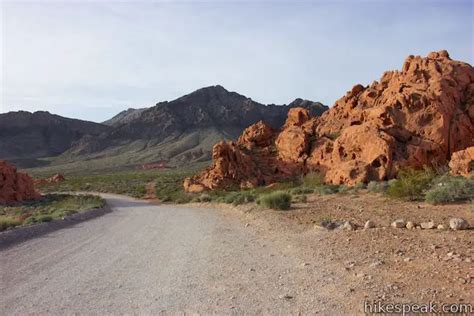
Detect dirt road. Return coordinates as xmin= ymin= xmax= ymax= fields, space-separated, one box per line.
xmin=0 ymin=194 xmax=346 ymax=314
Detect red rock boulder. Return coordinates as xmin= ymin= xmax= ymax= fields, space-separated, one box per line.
xmin=0 ymin=160 xmax=41 ymax=204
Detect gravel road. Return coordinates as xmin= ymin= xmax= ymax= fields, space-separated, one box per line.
xmin=0 ymin=194 xmax=344 ymax=315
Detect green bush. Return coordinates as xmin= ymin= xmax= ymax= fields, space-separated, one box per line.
xmin=221 ymin=191 xmax=256 ymax=205
xmin=0 ymin=217 xmax=22 ymax=231
xmin=367 ymin=181 xmax=389 ymax=193
xmin=425 ymin=175 xmax=474 ymax=204
xmin=353 ymin=182 xmax=367 ymax=190
xmin=292 ymin=194 xmax=307 ymax=203
xmin=198 ymin=193 xmax=212 ymax=202
xmin=258 ymin=191 xmax=292 ymax=210
xmin=386 ymin=168 xmax=436 ymax=200
xmin=337 ymin=185 xmax=351 ymax=194
xmin=37 ymin=215 xmax=53 ymax=223
xmin=290 ymin=187 xmax=314 ymax=195
xmin=314 ymin=185 xmax=340 ymax=195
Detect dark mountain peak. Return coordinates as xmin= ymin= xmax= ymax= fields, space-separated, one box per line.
xmin=200 ymin=84 xmax=228 ymax=92
xmin=178 ymin=85 xmax=238 ymax=101
xmin=102 ymin=107 xmax=147 ymax=126
xmin=288 ymin=98 xmax=329 ymax=117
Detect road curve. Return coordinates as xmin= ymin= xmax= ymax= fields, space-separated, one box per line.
xmin=0 ymin=194 xmax=341 ymax=314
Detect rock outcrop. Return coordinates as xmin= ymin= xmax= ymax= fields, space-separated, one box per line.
xmin=310 ymin=50 xmax=474 ymax=184
xmin=0 ymin=161 xmax=41 ymax=204
xmin=184 ymin=51 xmax=474 ymax=191
xmin=34 ymin=173 xmax=66 ymax=185
xmin=449 ymin=147 xmax=474 ymax=177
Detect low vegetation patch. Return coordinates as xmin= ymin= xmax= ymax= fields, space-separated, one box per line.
xmin=257 ymin=191 xmax=292 ymax=210
xmin=36 ymin=169 xmax=192 ymax=199
xmin=424 ymin=175 xmax=474 ymax=205
xmin=0 ymin=194 xmax=104 ymax=231
xmin=367 ymin=181 xmax=389 ymax=193
xmin=386 ymin=168 xmax=436 ymax=201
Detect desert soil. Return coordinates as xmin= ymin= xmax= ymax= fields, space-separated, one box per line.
xmin=0 ymin=193 xmax=472 ymax=314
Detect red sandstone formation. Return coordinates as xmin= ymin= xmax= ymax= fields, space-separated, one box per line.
xmin=0 ymin=160 xmax=41 ymax=204
xmin=184 ymin=51 xmax=474 ymax=191
xmin=141 ymin=161 xmax=167 ymax=170
xmin=449 ymin=147 xmax=474 ymax=177
xmin=34 ymin=173 xmax=66 ymax=185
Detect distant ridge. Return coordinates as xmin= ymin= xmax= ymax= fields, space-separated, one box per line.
xmin=0 ymin=111 xmax=109 ymax=167
xmin=1 ymin=86 xmax=328 ymax=172
xmin=59 ymin=85 xmax=328 ymax=170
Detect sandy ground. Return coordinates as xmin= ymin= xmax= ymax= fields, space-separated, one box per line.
xmin=206 ymin=192 xmax=474 ymax=313
xmin=1 ymin=192 xmax=472 ymax=315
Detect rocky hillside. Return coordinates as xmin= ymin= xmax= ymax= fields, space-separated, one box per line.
xmin=102 ymin=107 xmax=147 ymax=127
xmin=184 ymin=51 xmax=474 ymax=191
xmin=58 ymin=86 xmax=327 ymax=168
xmin=0 ymin=111 xmax=110 ymax=167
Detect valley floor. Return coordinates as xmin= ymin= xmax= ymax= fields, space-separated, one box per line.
xmin=1 ymin=193 xmax=472 ymax=314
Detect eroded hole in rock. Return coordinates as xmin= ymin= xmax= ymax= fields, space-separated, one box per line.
xmin=367 ymin=90 xmax=377 ymax=98
xmin=338 ymin=146 xmax=346 ymax=158
xmin=371 ymin=155 xmax=387 ymax=168
xmin=350 ymin=120 xmax=362 ymax=126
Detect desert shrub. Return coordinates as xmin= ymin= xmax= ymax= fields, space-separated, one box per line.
xmin=221 ymin=191 xmax=256 ymax=205
xmin=198 ymin=193 xmax=212 ymax=202
xmin=37 ymin=215 xmax=53 ymax=223
xmin=337 ymin=183 xmax=365 ymax=194
xmin=386 ymin=168 xmax=436 ymax=200
xmin=24 ymin=217 xmax=37 ymax=225
xmin=425 ymin=175 xmax=474 ymax=204
xmin=223 ymin=192 xmax=240 ymax=204
xmin=337 ymin=185 xmax=349 ymax=193
xmin=353 ymin=182 xmax=367 ymax=190
xmin=292 ymin=194 xmax=307 ymax=203
xmin=290 ymin=187 xmax=314 ymax=195
xmin=367 ymin=181 xmax=389 ymax=193
xmin=302 ymin=172 xmax=325 ymax=187
xmin=314 ymin=184 xmax=340 ymax=195
xmin=258 ymin=191 xmax=292 ymax=210
xmin=0 ymin=216 xmax=22 ymax=231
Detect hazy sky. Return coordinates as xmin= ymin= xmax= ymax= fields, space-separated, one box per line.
xmin=1 ymin=0 xmax=472 ymax=122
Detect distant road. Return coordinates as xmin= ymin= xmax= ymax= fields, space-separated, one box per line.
xmin=0 ymin=194 xmax=342 ymax=314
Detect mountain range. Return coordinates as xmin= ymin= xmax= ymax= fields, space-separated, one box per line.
xmin=0 ymin=86 xmax=328 ymax=172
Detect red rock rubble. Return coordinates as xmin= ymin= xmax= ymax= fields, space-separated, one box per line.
xmin=34 ymin=173 xmax=66 ymax=185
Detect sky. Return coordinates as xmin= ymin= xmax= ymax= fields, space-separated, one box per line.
xmin=1 ymin=0 xmax=473 ymax=122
